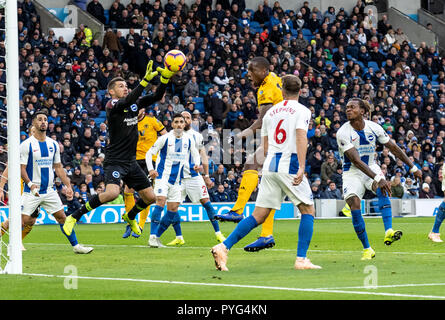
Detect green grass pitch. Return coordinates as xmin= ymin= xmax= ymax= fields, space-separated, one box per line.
xmin=1 ymin=217 xmax=445 ymax=300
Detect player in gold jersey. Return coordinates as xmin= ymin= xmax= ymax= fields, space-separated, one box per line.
xmin=216 ymin=56 xmax=283 ymax=252
xmin=123 ymin=108 xmax=167 ymax=238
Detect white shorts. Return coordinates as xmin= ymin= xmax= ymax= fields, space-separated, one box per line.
xmin=181 ymin=175 xmax=209 ymax=203
xmin=21 ymin=190 xmax=64 ymax=216
xmin=154 ymin=179 xmax=182 ymax=203
xmin=342 ymin=163 xmax=384 ymax=200
xmin=255 ymin=171 xmax=314 ymax=210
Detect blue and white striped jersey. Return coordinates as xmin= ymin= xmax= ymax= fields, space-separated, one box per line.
xmin=336 ymin=120 xmax=390 ymax=172
xmin=261 ymin=100 xmax=311 ymax=174
xmin=182 ymin=129 xmax=204 ymax=179
xmin=146 ymin=131 xmax=200 ymax=185
xmin=20 ymin=135 xmax=61 ymax=194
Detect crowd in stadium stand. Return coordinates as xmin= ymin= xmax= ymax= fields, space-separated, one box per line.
xmin=4 ymin=0 xmax=445 ymax=207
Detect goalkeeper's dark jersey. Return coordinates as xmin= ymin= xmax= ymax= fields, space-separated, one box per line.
xmin=104 ymin=83 xmax=166 ymax=164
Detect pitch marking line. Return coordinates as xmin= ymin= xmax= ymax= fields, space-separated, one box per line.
xmin=20 ymin=272 xmax=445 ymax=299
xmin=26 ymin=242 xmax=445 ymax=256
xmin=316 ymin=283 xmax=445 ymax=290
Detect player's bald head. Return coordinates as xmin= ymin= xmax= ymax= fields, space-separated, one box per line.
xmin=248 ymin=56 xmax=270 ymax=71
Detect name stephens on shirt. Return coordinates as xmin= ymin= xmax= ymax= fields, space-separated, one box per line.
xmin=268 ymin=106 xmax=296 ymax=117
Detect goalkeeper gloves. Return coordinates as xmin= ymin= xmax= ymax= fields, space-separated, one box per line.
xmin=156 ymin=66 xmax=176 ymax=84
xmin=140 ymin=60 xmax=158 ymax=87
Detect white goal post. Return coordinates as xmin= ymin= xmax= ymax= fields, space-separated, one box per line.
xmin=0 ymin=0 xmax=22 ymax=274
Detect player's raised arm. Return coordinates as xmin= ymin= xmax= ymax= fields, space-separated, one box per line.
xmin=107 ymin=60 xmax=159 ymax=113
xmin=384 ymin=139 xmax=423 ymax=182
xmin=136 ymin=65 xmax=177 ymax=111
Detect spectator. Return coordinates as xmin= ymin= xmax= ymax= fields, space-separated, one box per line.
xmin=71 ymin=166 xmax=85 ymax=187
xmin=321 ymin=181 xmax=342 ymax=199
xmin=403 ymin=177 xmax=419 ymax=199
xmin=184 ymin=76 xmax=200 ymax=99
xmin=212 ymin=164 xmax=227 ymax=185
xmin=80 ymin=155 xmax=94 ymax=177
xmin=87 ymin=0 xmax=106 ymax=24
xmin=419 ymin=182 xmax=435 ymax=199
xmin=311 ymin=183 xmax=322 ymax=199
xmin=212 ymin=184 xmax=231 ymax=202
xmin=320 ymin=153 xmax=338 ymax=186
xmin=233 ymin=111 xmax=250 ymax=131
xmin=390 ymin=176 xmax=404 ymax=199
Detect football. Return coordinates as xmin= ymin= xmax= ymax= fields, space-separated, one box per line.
xmin=164 ymin=50 xmax=187 ymax=72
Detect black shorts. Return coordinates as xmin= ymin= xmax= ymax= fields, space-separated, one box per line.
xmin=136 ymin=159 xmax=149 ymax=175
xmin=104 ymin=160 xmax=151 ymax=191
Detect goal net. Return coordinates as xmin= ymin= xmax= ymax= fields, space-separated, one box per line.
xmin=0 ymin=0 xmax=23 ymax=274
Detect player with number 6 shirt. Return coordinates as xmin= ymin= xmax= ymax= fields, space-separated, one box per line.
xmin=212 ymin=75 xmax=321 ymax=271
xmin=216 ymin=56 xmax=283 ymax=253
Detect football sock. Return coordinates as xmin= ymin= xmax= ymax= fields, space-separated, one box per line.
xmin=223 ymin=215 xmax=258 ymax=250
xmin=297 ymin=214 xmax=314 ymax=258
xmin=150 ymin=205 xmax=164 ymax=235
xmin=22 ymin=224 xmax=33 ymax=239
xmin=376 ymin=188 xmax=392 ymax=231
xmin=260 ymin=210 xmax=275 ymax=237
xmin=432 ymin=201 xmax=445 ymax=233
xmin=127 ymin=198 xmax=150 ymax=220
xmin=156 ymin=210 xmax=175 ymax=238
xmin=124 ymin=192 xmax=135 ymax=213
xmin=169 ymin=210 xmax=182 ymax=237
xmin=203 ymin=201 xmax=220 ymax=232
xmin=138 ymin=206 xmax=150 ymax=230
xmin=351 ymin=209 xmax=370 ymax=249
xmin=72 ymin=194 xmax=102 ymax=220
xmin=59 ymin=224 xmax=79 ymax=246
xmin=230 ymin=170 xmax=258 ymax=215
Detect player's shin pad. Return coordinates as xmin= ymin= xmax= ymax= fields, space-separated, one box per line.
xmin=231 ymin=170 xmax=259 ymax=214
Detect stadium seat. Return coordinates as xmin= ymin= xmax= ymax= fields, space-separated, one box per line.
xmin=104 ymin=10 xmax=109 ymax=25
xmin=250 ymin=21 xmax=261 ymax=29
xmin=419 ymin=74 xmax=430 ymax=83
xmin=325 ymin=61 xmax=336 ymax=69
xmin=368 ymin=61 xmax=379 ymax=70
xmin=192 ymin=97 xmax=205 ymax=113
xmin=291 ymin=29 xmax=299 ymax=37
xmin=355 ymin=61 xmax=365 ymax=69
xmin=99 ymin=111 xmax=106 ymax=118
xmin=302 ymin=28 xmax=312 ymax=37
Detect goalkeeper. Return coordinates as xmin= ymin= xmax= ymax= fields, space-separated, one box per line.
xmin=63 ymin=61 xmax=177 ymax=236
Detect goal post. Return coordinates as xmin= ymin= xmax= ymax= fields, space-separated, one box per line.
xmin=1 ymin=0 xmax=22 ymax=274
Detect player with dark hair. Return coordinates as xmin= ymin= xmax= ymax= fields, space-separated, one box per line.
xmin=336 ymin=98 xmax=422 ymax=260
xmin=146 ymin=113 xmax=201 ymax=247
xmin=20 ymin=111 xmax=92 ymax=254
xmin=216 ymin=56 xmax=283 ymax=252
xmin=212 ymin=74 xmax=321 ymax=271
xmin=63 ymin=61 xmax=177 ymax=236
